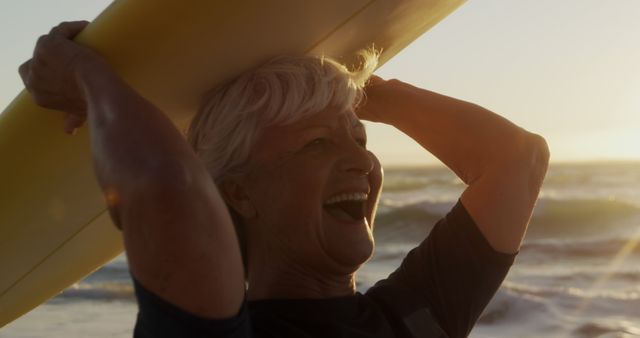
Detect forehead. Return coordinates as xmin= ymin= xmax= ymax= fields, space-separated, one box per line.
xmin=268 ymin=106 xmax=363 ymax=138
xmin=294 ymin=107 xmax=363 ymax=130
xmin=251 ymin=107 xmax=364 ymax=160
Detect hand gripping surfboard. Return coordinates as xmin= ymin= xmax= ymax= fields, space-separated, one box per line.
xmin=0 ymin=0 xmax=465 ymax=326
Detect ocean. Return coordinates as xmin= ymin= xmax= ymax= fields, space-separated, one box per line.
xmin=3 ymin=162 xmax=640 ymax=338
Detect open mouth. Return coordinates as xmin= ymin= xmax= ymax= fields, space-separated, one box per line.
xmin=323 ymin=193 xmax=368 ymax=223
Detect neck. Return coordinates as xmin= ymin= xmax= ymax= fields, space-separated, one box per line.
xmin=246 ymin=250 xmax=357 ymax=301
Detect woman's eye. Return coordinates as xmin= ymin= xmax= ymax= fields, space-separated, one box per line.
xmin=306 ymin=138 xmax=327 ymax=148
xmin=356 ymin=138 xmax=367 ymax=148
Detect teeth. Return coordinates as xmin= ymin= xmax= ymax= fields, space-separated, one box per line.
xmin=324 ymin=192 xmax=368 ymax=205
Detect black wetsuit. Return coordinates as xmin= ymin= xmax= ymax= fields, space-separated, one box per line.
xmin=132 ymin=200 xmax=516 ymax=338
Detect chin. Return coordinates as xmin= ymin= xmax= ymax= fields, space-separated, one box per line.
xmin=320 ymin=209 xmax=375 ymax=273
xmin=328 ymin=237 xmax=375 ymax=273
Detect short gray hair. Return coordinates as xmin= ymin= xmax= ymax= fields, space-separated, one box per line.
xmin=186 ymin=50 xmax=379 ymax=184
xmin=186 ymin=51 xmax=378 ymax=273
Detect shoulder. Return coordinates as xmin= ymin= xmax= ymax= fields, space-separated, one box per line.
xmin=132 ymin=277 xmax=252 ymax=338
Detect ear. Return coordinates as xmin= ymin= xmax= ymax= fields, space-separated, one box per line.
xmin=219 ymin=176 xmax=257 ymax=219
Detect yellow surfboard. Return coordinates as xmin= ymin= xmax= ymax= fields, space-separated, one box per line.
xmin=0 ymin=0 xmax=465 ymax=326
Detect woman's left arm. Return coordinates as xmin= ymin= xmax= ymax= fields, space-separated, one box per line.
xmin=359 ymin=77 xmax=550 ymax=254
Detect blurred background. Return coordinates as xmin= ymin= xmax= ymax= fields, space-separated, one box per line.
xmin=1 ymin=1 xmax=639 ymax=337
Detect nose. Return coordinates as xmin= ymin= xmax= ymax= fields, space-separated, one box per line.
xmin=341 ymin=141 xmax=374 ymax=176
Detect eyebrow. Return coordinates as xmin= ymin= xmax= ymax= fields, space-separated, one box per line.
xmin=298 ymin=119 xmax=365 ymax=133
xmin=352 ymin=119 xmax=365 ymax=130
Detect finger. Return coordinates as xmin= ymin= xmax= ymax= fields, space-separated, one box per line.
xmin=34 ymin=34 xmax=52 ymax=51
xmin=366 ymin=75 xmax=384 ymax=86
xmin=28 ymin=90 xmax=84 ymax=112
xmin=30 ymin=91 xmax=66 ymax=109
xmin=23 ymin=79 xmax=61 ymax=98
xmin=33 ymin=34 xmax=57 ymax=62
xmin=50 ymin=21 xmax=90 ymax=39
xmin=18 ymin=59 xmax=32 ymax=83
xmin=64 ymin=113 xmax=87 ymax=135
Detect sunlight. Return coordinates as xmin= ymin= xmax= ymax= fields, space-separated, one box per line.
xmin=571 ymin=225 xmax=640 ymax=318
xmin=605 ymin=131 xmax=640 ymax=160
xmin=551 ymin=128 xmax=640 ymax=163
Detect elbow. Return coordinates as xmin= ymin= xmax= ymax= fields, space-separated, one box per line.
xmin=511 ymin=133 xmax=550 ymax=197
xmin=488 ymin=132 xmax=550 ymax=176
xmin=487 ymin=132 xmax=550 ymax=192
xmin=524 ymin=133 xmax=550 ymax=186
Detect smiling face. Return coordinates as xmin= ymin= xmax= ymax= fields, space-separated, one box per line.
xmin=234 ymin=107 xmax=383 ymax=277
xmin=190 ymin=53 xmax=382 ymax=288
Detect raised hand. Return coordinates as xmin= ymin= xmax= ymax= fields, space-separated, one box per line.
xmin=356 ymin=75 xmax=393 ymax=123
xmin=19 ymin=21 xmax=108 ymax=134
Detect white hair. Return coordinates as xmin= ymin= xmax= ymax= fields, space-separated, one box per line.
xmin=186 ymin=50 xmax=379 ymax=184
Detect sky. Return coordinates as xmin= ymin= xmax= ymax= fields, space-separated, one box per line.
xmin=1 ymin=0 xmax=639 ymax=166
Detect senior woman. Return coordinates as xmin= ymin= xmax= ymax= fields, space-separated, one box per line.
xmin=20 ymin=22 xmax=549 ymax=338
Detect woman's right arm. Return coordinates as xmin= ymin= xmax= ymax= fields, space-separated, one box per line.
xmin=21 ymin=22 xmax=245 ymax=319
